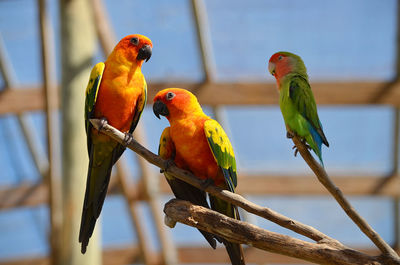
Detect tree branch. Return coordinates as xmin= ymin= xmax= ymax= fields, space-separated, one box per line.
xmin=89 ymin=119 xmax=399 ymax=265
xmin=90 ymin=119 xmax=336 ymax=244
xmin=164 ymin=199 xmax=386 ymax=265
xmin=292 ymin=136 xmax=399 ymax=261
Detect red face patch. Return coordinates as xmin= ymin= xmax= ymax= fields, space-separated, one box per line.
xmin=269 ymin=52 xmax=293 ymax=80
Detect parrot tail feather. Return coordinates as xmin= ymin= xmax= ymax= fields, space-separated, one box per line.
xmin=224 ymin=240 xmax=246 ymax=265
xmin=308 ymin=124 xmax=325 ymax=167
xmin=209 ymin=195 xmax=246 ymax=264
xmin=79 ymin=146 xmax=115 ymax=254
xmin=199 ymin=230 xmax=218 ymax=249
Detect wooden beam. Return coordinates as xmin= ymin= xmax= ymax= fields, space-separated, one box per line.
xmin=159 ymin=174 xmax=400 ymax=197
xmin=1 ymin=246 xmax=397 ymax=265
xmin=0 ymin=246 xmax=146 ymax=265
xmin=1 ymin=174 xmax=398 ymax=210
xmin=0 ymin=87 xmax=47 ymax=115
xmin=1 ymin=81 xmax=399 ymax=115
xmin=0 ymin=176 xmax=121 ymax=210
xmin=148 ymin=81 xmax=400 ymax=106
xmin=0 ymin=182 xmax=48 ymax=209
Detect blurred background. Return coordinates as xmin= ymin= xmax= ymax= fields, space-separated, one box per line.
xmin=0 ymin=0 xmax=399 ymax=264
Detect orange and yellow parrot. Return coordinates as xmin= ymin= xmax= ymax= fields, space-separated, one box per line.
xmin=153 ymin=88 xmax=245 ymax=265
xmin=79 ymin=34 xmax=152 ymax=253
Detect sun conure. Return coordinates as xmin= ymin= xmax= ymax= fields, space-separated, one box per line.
xmin=268 ymin=51 xmax=329 ymax=165
xmin=153 ymin=88 xmax=245 ymax=265
xmin=79 ymin=34 xmax=152 ymax=253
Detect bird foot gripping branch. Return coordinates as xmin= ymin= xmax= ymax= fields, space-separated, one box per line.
xmin=122 ymin=132 xmax=134 ymax=147
xmin=292 ymin=141 xmax=311 ymax=157
xmin=200 ymin=178 xmax=215 ymax=190
xmin=286 ymin=131 xmax=295 ymax=139
xmin=98 ymin=117 xmax=108 ymax=132
xmin=160 ymin=159 xmax=175 ymax=173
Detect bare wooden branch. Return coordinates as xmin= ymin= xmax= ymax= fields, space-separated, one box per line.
xmin=292 ymin=135 xmax=400 ymax=262
xmin=164 ymin=199 xmax=389 ymax=265
xmin=89 ymin=118 xmax=400 ymax=264
xmin=89 ymin=119 xmax=340 ymax=244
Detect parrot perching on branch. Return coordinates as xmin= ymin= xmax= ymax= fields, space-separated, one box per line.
xmin=153 ymin=88 xmax=245 ymax=265
xmin=79 ymin=34 xmax=152 ymax=254
xmin=268 ymin=52 xmax=329 ymax=165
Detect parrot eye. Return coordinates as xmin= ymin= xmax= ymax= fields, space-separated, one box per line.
xmin=278 ymin=55 xmax=283 ymax=61
xmin=166 ymin=92 xmax=175 ymax=101
xmin=130 ymin=37 xmax=139 ymax=46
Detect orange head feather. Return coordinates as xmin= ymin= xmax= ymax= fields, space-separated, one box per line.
xmin=111 ymin=34 xmax=153 ymax=66
xmin=153 ymin=88 xmax=203 ymax=121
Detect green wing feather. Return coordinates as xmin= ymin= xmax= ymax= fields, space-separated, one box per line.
xmin=204 ymin=119 xmax=237 ymax=192
xmin=84 ymin=62 xmax=105 ymax=154
xmin=289 ymin=75 xmax=329 ymax=146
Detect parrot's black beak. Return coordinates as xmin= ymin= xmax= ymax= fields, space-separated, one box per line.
xmin=137 ymin=44 xmax=152 ymax=62
xmin=153 ymin=100 xmax=169 ymax=119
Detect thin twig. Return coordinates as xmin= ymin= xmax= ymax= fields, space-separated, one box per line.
xmin=292 ymin=135 xmax=400 ymax=261
xmin=164 ymin=199 xmax=387 ymax=265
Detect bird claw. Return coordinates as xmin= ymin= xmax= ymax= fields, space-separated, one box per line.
xmin=122 ymin=132 xmax=133 ymax=147
xmin=98 ymin=117 xmax=108 ymax=131
xmin=292 ymin=145 xmax=299 ymax=157
xmin=160 ymin=159 xmax=175 ymax=173
xmin=286 ymin=131 xmax=295 ymax=139
xmin=292 ymin=140 xmax=312 ymax=157
xmin=200 ymin=178 xmax=214 ymax=190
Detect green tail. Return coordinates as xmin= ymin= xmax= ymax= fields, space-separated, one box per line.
xmin=209 ymin=195 xmax=245 ymax=265
xmin=79 ymin=142 xmax=116 ymax=253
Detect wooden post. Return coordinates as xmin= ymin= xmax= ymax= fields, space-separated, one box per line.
xmin=393 ymin=109 xmax=400 ymax=251
xmin=59 ymin=0 xmax=101 ymax=264
xmin=37 ymin=0 xmax=63 ymax=264
xmin=190 ymin=0 xmax=217 ymax=83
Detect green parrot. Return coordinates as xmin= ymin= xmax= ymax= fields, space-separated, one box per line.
xmin=268 ymin=52 xmax=329 ymax=165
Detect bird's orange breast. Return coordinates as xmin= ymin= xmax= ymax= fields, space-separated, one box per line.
xmin=170 ymin=116 xmax=225 ymax=186
xmin=94 ymin=63 xmax=144 ymax=133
